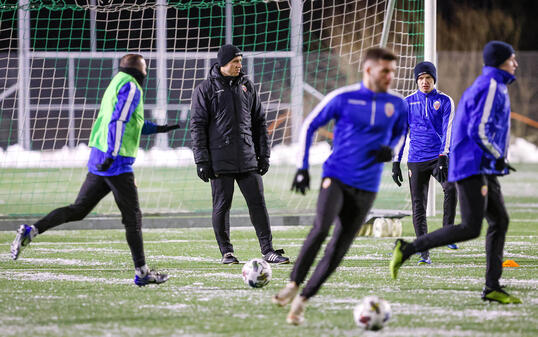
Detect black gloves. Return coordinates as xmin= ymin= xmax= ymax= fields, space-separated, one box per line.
xmin=258 ymin=157 xmax=270 ymax=176
xmin=155 ymin=123 xmax=181 ymax=133
xmin=291 ymin=169 xmax=310 ymax=195
xmin=495 ymin=157 xmax=516 ymax=172
xmin=392 ymin=162 xmax=403 ymax=186
xmin=372 ymin=145 xmax=393 ymax=163
xmin=196 ymin=162 xmax=215 ymax=182
xmin=97 ymin=157 xmax=114 ymax=171
xmin=437 ymin=155 xmax=448 ymax=183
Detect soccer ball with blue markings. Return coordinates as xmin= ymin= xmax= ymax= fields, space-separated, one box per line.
xmin=353 ymin=295 xmax=391 ymax=330
xmin=241 ymin=258 xmax=272 ymax=288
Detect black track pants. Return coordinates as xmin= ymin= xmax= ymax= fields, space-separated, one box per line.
xmin=290 ymin=177 xmax=376 ymax=299
xmin=210 ymin=171 xmax=273 ymax=255
xmin=33 ymin=172 xmax=146 ymax=268
xmin=408 ymin=158 xmax=457 ymax=258
xmin=413 ymin=174 xmax=508 ymax=288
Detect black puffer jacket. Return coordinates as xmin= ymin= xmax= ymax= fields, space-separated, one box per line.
xmin=190 ymin=63 xmax=269 ymax=174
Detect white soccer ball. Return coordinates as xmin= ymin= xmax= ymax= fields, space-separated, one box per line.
xmin=241 ymin=258 xmax=272 ymax=288
xmin=353 ymin=295 xmax=392 ymax=330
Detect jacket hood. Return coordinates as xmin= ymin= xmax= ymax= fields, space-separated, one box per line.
xmin=209 ymin=63 xmax=245 ymax=81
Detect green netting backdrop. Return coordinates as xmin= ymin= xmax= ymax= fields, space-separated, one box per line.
xmin=0 ymin=0 xmax=424 ymax=220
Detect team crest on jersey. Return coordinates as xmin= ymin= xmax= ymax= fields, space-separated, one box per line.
xmin=481 ymin=185 xmax=488 ymax=196
xmin=384 ymin=102 xmax=394 ymax=117
xmin=433 ymin=100 xmax=441 ymax=110
xmin=322 ymin=178 xmax=332 ymax=189
xmin=241 ymin=85 xmax=248 ymax=92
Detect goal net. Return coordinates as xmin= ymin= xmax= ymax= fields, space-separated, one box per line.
xmin=0 ymin=0 xmax=423 ymax=224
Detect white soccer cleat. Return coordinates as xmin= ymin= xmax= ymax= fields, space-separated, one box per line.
xmin=134 ymin=268 xmax=169 ymax=287
xmin=272 ymin=281 xmax=299 ymax=306
xmin=286 ymin=295 xmax=307 ymax=325
xmin=11 ymin=224 xmax=36 ymax=260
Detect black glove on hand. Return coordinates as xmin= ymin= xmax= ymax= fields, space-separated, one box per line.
xmin=97 ymin=157 xmax=114 ymax=172
xmin=392 ymin=162 xmax=403 ymax=187
xmin=495 ymin=157 xmax=516 ymax=172
xmin=258 ymin=158 xmax=270 ymax=176
xmin=372 ymin=145 xmax=393 ymax=163
xmin=155 ymin=123 xmax=181 ymax=133
xmin=291 ymin=169 xmax=310 ymax=195
xmin=196 ymin=162 xmax=214 ymax=182
xmin=437 ymin=155 xmax=448 ymax=183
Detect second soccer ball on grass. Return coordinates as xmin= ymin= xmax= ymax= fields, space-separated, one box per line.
xmin=353 ymin=295 xmax=392 ymax=331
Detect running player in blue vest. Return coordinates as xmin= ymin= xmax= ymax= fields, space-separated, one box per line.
xmin=390 ymin=41 xmax=522 ymax=304
xmin=392 ymin=61 xmax=458 ymax=265
xmin=272 ymin=47 xmax=408 ymax=325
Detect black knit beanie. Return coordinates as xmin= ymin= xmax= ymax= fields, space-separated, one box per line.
xmin=217 ymin=44 xmax=242 ymax=66
xmin=483 ymin=40 xmax=515 ymax=67
xmin=414 ymin=61 xmax=437 ymax=83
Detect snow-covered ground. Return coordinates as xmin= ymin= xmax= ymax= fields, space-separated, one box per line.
xmin=0 ymin=137 xmax=537 ymax=168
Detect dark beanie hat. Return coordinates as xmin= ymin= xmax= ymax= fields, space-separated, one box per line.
xmin=483 ymin=41 xmax=514 ymax=67
xmin=217 ymin=44 xmax=242 ymax=66
xmin=414 ymin=61 xmax=437 ymax=83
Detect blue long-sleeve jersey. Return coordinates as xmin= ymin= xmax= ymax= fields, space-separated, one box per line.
xmin=396 ymin=89 xmax=455 ymax=162
xmin=448 ymin=66 xmax=515 ymax=182
xmin=298 ymin=82 xmax=408 ymax=192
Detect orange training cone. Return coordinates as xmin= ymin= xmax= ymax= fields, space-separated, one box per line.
xmin=502 ymin=259 xmax=520 ymax=267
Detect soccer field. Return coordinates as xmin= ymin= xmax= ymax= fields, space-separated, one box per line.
xmin=1 ymin=164 xmax=537 ymax=336
xmin=1 ymin=217 xmax=537 ymax=336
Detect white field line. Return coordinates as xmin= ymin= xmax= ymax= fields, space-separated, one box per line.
xmin=32 ymin=247 xmax=125 ymax=253
xmin=8 ymin=257 xmax=112 ymax=266
xmin=0 ymin=271 xmax=132 ymax=284
xmin=152 ymin=255 xmax=217 ymax=262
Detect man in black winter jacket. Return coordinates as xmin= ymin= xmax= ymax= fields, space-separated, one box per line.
xmin=190 ymin=44 xmax=289 ymax=265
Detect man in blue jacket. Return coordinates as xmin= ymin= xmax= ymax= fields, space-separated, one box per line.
xmin=392 ymin=61 xmax=458 ymax=265
xmin=10 ymin=54 xmax=179 ymax=286
xmin=272 ymin=47 xmax=408 ymax=325
xmin=390 ymin=41 xmax=521 ymax=304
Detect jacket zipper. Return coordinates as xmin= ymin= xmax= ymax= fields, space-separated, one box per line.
xmin=231 ymin=79 xmax=242 ymax=171
xmin=425 ymin=96 xmax=428 ymax=117
xmin=370 ymin=96 xmax=376 ymax=125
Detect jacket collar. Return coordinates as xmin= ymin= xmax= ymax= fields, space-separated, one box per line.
xmin=416 ymin=88 xmax=438 ymax=98
xmin=482 ymin=66 xmax=516 ymax=85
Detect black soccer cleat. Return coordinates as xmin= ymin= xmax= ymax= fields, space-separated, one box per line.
xmin=263 ymin=249 xmax=290 ymax=264
xmin=221 ymin=252 xmax=239 ymax=264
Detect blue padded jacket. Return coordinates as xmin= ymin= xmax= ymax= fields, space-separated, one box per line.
xmin=448 ymin=66 xmax=515 ymax=182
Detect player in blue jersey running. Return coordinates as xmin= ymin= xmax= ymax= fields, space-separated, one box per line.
xmin=392 ymin=61 xmax=458 ymax=265
xmin=272 ymin=47 xmax=408 ymax=325
xmin=10 ymin=54 xmax=179 ymax=286
xmin=390 ymin=41 xmax=522 ymax=304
